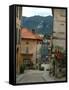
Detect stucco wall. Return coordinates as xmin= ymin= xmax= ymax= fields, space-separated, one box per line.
xmin=53 ymin=9 xmax=66 ymax=50
xmin=20 ymin=39 xmax=37 ymax=64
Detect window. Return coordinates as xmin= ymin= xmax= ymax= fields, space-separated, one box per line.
xmin=40 ymin=42 xmax=42 ymax=44
xmin=26 ymin=42 xmax=29 ymax=44
xmin=26 ymin=47 xmax=29 ymax=53
xmin=23 ymin=47 xmax=29 ymax=53
xmin=24 ymin=59 xmax=30 ymax=65
xmin=37 ymin=41 xmax=42 ymax=44
xmin=16 ymin=47 xmax=19 ymax=52
xmin=60 ymin=23 xmax=64 ymax=25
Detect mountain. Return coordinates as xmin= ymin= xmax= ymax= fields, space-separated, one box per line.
xmin=21 ymin=15 xmax=53 ymax=35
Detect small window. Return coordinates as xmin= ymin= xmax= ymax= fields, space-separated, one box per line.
xmin=24 ymin=59 xmax=30 ymax=64
xmin=21 ymin=38 xmax=24 ymax=40
xmin=26 ymin=47 xmax=29 ymax=53
xmin=37 ymin=41 xmax=39 ymax=44
xmin=38 ymin=41 xmax=42 ymax=44
xmin=26 ymin=42 xmax=29 ymax=44
xmin=40 ymin=41 xmax=42 ymax=44
xmin=60 ymin=23 xmax=64 ymax=25
xmin=60 ymin=15 xmax=65 ymax=17
xmin=16 ymin=47 xmax=19 ymax=52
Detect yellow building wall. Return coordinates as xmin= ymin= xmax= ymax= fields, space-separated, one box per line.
xmin=16 ymin=39 xmax=40 ymax=73
xmin=20 ymin=39 xmax=37 ymax=64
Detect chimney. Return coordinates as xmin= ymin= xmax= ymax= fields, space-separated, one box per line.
xmin=32 ymin=29 xmax=35 ymax=34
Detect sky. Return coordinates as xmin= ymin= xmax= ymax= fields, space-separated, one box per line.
xmin=22 ymin=7 xmax=52 ymax=17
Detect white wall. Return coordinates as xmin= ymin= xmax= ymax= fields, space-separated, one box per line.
xmin=0 ymin=0 xmax=69 ymax=90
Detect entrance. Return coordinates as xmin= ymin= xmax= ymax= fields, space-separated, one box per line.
xmin=22 ymin=54 xmax=33 ymax=69
xmin=23 ymin=59 xmax=33 ymax=69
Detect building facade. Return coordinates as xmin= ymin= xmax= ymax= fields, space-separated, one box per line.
xmin=16 ymin=28 xmax=43 ymax=73
xmin=16 ymin=6 xmax=22 ymax=44
xmin=52 ymin=9 xmax=66 ymax=77
xmin=52 ymin=9 xmax=66 ymax=51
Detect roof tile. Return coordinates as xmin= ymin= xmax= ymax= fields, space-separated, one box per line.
xmin=20 ymin=28 xmax=43 ymax=41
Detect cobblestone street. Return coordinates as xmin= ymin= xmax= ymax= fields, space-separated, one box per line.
xmin=16 ymin=70 xmax=66 ymax=83
xmin=16 ymin=70 xmax=45 ymax=83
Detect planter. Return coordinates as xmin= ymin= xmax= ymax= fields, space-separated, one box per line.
xmin=20 ymin=64 xmax=25 ymax=74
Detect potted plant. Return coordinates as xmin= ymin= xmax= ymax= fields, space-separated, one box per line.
xmin=20 ymin=64 xmax=25 ymax=74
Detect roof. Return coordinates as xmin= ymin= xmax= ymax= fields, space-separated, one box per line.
xmin=20 ymin=28 xmax=43 ymax=41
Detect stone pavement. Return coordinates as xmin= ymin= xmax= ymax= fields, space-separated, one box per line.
xmin=16 ymin=70 xmax=66 ymax=84
xmin=16 ymin=70 xmax=45 ymax=83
